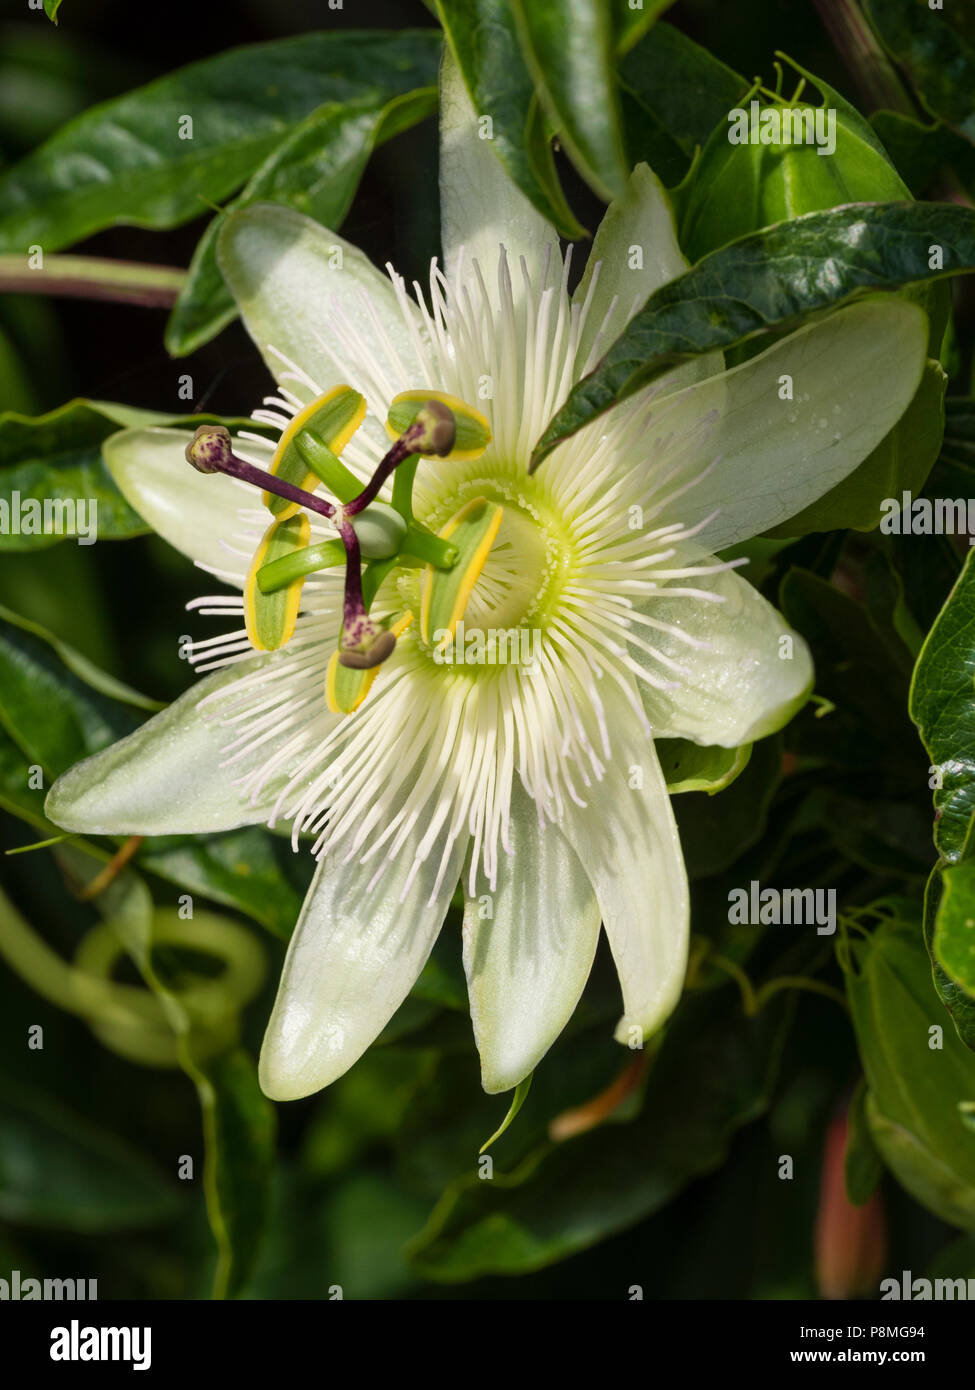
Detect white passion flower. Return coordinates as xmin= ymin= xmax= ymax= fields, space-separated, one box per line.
xmin=46 ymin=57 xmax=928 ymax=1101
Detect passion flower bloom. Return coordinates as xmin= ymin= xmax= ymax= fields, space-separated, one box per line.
xmin=47 ymin=56 xmax=927 ymax=1101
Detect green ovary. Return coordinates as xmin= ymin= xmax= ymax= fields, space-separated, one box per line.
xmin=409 ymin=473 xmax=575 ymax=669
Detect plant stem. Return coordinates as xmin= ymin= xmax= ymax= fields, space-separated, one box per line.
xmin=0 ymin=254 xmax=188 ymax=307
xmin=806 ymin=0 xmax=912 ymax=113
xmin=809 ymin=0 xmax=914 ymax=115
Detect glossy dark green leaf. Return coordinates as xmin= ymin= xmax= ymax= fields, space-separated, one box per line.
xmin=0 ymin=400 xmax=274 ymax=550
xmin=866 ymin=0 xmax=975 ymax=143
xmin=0 ymin=1077 xmax=179 ymax=1232
xmin=842 ymin=904 xmax=975 ymax=1230
xmin=910 ymin=550 xmax=975 ymax=862
xmin=436 ymin=0 xmax=585 ymax=238
xmin=925 ymin=855 xmax=975 ymax=1052
xmin=0 ymin=400 xmax=145 ymax=549
xmin=166 ymin=88 xmax=437 ymax=356
xmin=530 ymin=201 xmax=975 ymax=469
xmin=0 ymin=603 xmax=161 ymax=711
xmin=509 ymin=0 xmax=628 ymax=202
xmin=0 ymin=606 xmax=153 ymax=832
xmin=0 ymin=604 xmax=137 ymax=777
xmin=933 ymin=859 xmax=975 ymax=995
xmin=407 ymin=992 xmax=791 ymax=1280
xmin=619 ymin=22 xmax=749 ymax=185
xmin=0 ymin=31 xmax=442 ymax=254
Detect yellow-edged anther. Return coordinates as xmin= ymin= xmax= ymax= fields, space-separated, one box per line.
xmin=325 ymin=612 xmax=413 ymax=714
xmin=264 ymin=385 xmax=366 ymax=518
xmin=245 ymin=512 xmax=311 ymax=651
xmin=386 ymin=390 xmax=491 ymax=462
xmin=420 ymin=497 xmax=503 ymax=648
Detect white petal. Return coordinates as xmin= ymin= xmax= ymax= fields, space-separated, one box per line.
xmin=647 ymin=300 xmax=928 ymax=551
xmin=634 ymin=554 xmax=814 ymax=745
xmin=45 ymin=657 xmax=282 ymax=836
xmin=573 ymin=163 xmax=691 ymax=376
xmin=104 ymin=427 xmax=259 ymax=579
xmin=259 ymin=826 xmax=468 ymax=1100
xmin=217 ymin=203 xmax=426 ymax=416
xmin=463 ymin=785 xmax=601 ymax=1093
xmin=438 ymin=45 xmax=559 ymax=303
xmin=556 ymin=684 xmax=689 ymax=1044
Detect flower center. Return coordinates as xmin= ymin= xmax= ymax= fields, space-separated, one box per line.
xmin=411 ymin=475 xmax=571 ymax=667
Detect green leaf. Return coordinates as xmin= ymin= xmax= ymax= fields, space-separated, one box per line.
xmin=764 ymin=359 xmax=947 ymax=537
xmin=657 ymin=738 xmax=753 ymax=795
xmin=934 ymin=859 xmax=975 ymax=995
xmin=866 ymin=0 xmax=975 ymax=143
xmin=436 ymin=0 xmax=585 ymax=238
xmin=509 ymin=0 xmax=628 ymax=202
xmin=0 ymin=728 xmax=53 ymax=832
xmin=0 ymin=605 xmax=137 ymax=778
xmin=0 ymin=602 xmax=161 ymax=712
xmin=845 ymin=1077 xmax=885 ymax=1205
xmin=166 ymin=88 xmax=437 ymax=356
xmin=842 ymin=903 xmax=975 ymax=1230
xmin=619 ymin=22 xmax=749 ymax=186
xmin=613 ymin=1 xmax=676 ymax=55
xmin=0 ymin=400 xmax=146 ymax=550
xmin=43 ymin=0 xmax=62 ymax=23
xmin=0 ymin=400 xmax=273 ymax=551
xmin=138 ymin=828 xmax=306 ymax=940
xmin=407 ymin=991 xmax=792 ymax=1280
xmin=925 ymin=863 xmax=975 ymax=1050
xmin=530 ymin=200 xmax=975 ymax=469
xmin=910 ymin=550 xmax=975 ymax=862
xmin=0 ymin=31 xmax=442 ymax=254
xmin=0 ymin=1076 xmax=178 ymax=1232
